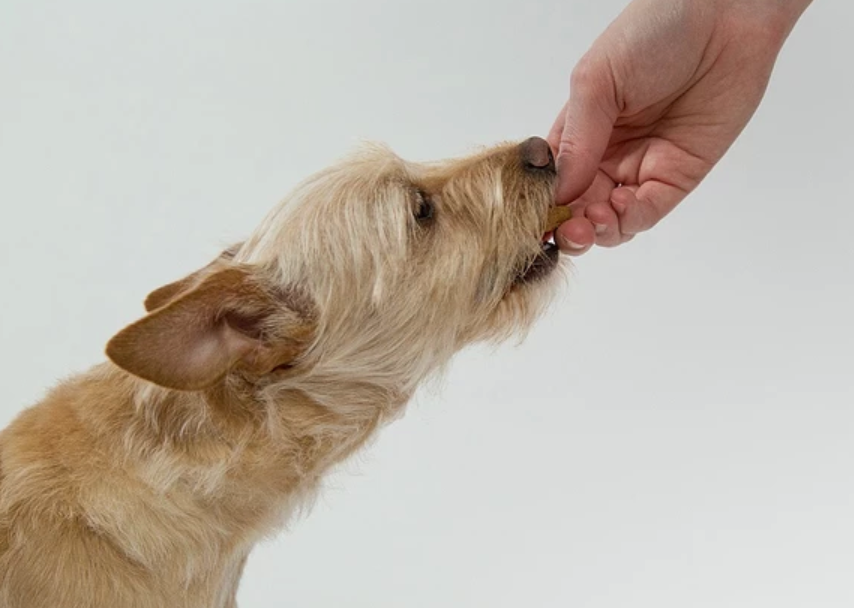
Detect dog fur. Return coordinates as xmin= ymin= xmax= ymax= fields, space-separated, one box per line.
xmin=0 ymin=138 xmax=564 ymax=607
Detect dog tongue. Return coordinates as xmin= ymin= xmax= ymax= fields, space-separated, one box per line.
xmin=544 ymin=206 xmax=572 ymax=232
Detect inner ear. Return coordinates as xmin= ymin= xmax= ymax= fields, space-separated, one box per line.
xmin=144 ymin=244 xmax=243 ymax=312
xmin=107 ymin=265 xmax=315 ymax=391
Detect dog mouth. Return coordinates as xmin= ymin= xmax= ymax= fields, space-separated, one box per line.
xmin=512 ymin=205 xmax=570 ymax=285
xmin=514 ymin=240 xmax=560 ymax=284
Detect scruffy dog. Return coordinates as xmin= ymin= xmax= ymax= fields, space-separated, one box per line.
xmin=0 ymin=137 xmax=567 ymax=607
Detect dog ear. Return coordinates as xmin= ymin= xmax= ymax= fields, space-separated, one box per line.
xmin=107 ymin=266 xmax=314 ymax=391
xmin=144 ymin=244 xmax=243 ymax=312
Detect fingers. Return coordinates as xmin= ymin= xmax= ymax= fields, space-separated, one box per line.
xmin=583 ymin=202 xmax=622 ymax=247
xmin=552 ymin=58 xmax=620 ymax=206
xmin=554 ymin=202 xmax=629 ymax=254
xmin=554 ymin=216 xmax=596 ymax=256
xmin=554 ymin=180 xmax=684 ymax=255
xmin=554 ymin=171 xmax=627 ymax=254
xmin=610 ymin=182 xmax=686 ymax=235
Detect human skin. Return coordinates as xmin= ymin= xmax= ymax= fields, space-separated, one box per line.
xmin=548 ymin=0 xmax=814 ymax=254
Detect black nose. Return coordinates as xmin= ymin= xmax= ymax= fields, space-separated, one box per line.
xmin=520 ymin=136 xmax=555 ymax=172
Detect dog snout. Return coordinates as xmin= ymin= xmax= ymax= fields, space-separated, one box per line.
xmin=519 ymin=137 xmax=555 ymax=173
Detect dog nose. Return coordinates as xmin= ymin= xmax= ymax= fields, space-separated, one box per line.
xmin=520 ymin=136 xmax=555 ymax=172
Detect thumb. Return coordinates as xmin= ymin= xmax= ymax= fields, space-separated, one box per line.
xmin=550 ymin=61 xmax=619 ymax=205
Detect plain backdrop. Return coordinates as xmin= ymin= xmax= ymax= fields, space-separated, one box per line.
xmin=1 ymin=1 xmax=852 ymax=607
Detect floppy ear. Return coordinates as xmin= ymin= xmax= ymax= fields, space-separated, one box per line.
xmin=144 ymin=244 xmax=242 ymax=313
xmin=107 ymin=266 xmax=314 ymax=391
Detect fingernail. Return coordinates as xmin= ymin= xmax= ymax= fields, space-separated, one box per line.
xmin=593 ymin=222 xmax=608 ymax=235
xmin=612 ymin=200 xmax=627 ymax=215
xmin=558 ymin=236 xmax=586 ymax=250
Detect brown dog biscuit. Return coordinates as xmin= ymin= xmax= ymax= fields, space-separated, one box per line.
xmin=545 ymin=206 xmax=572 ymax=232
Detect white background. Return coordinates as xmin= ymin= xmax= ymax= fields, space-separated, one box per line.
xmin=1 ymin=1 xmax=852 ymax=606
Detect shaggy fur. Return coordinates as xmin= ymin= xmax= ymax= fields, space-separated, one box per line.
xmin=0 ymin=138 xmax=564 ymax=607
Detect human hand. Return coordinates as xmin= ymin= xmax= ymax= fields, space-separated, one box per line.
xmin=548 ymin=0 xmax=812 ymax=254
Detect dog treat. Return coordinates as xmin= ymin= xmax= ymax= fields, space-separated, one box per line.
xmin=545 ymin=206 xmax=572 ymax=232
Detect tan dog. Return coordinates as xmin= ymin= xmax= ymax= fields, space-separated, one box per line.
xmin=0 ymin=137 xmax=567 ymax=608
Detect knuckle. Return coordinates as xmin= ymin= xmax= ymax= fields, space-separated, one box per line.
xmin=570 ymin=54 xmax=612 ymax=97
xmin=569 ymin=56 xmax=597 ymax=89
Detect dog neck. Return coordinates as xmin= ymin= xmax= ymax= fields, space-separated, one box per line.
xmin=69 ymin=362 xmax=398 ymax=580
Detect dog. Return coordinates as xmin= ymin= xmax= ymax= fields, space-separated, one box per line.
xmin=0 ymin=136 xmax=567 ymax=607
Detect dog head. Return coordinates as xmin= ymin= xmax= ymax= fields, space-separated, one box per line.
xmin=107 ymin=138 xmax=565 ymax=401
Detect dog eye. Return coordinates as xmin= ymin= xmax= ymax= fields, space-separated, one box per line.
xmin=414 ymin=190 xmax=434 ymax=222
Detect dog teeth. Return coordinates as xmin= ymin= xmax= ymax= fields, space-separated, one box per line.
xmin=544 ymin=206 xmax=572 ymax=232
